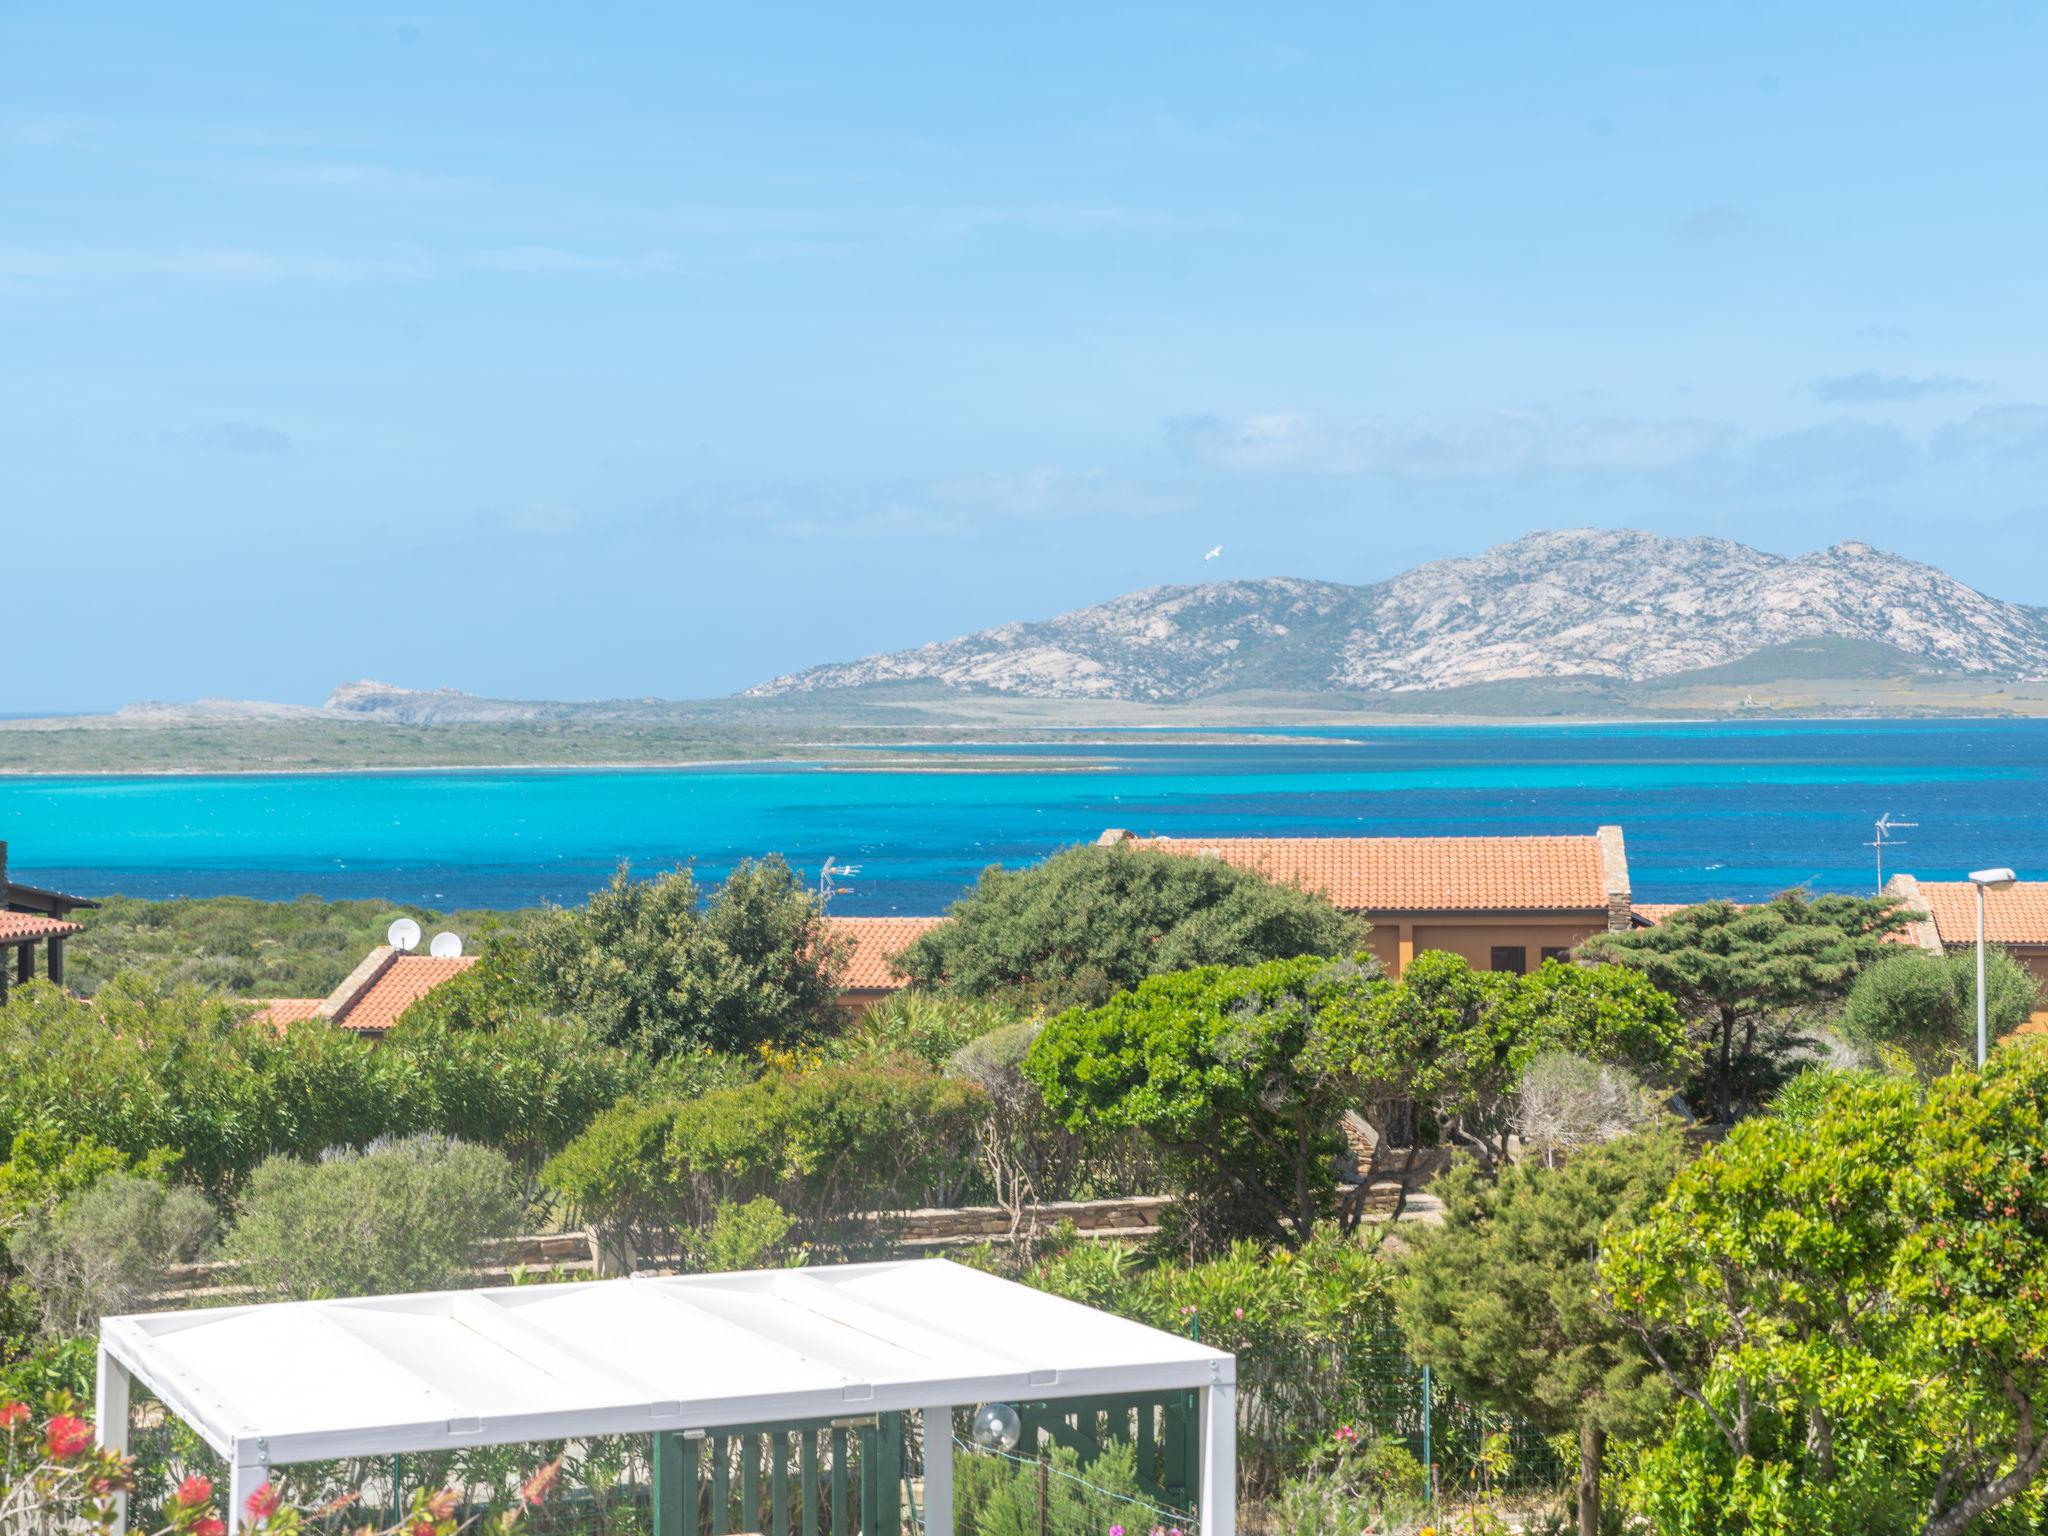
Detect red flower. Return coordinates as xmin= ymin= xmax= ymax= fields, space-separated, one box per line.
xmin=45 ymin=1415 xmax=95 ymax=1459
xmin=519 ymin=1462 xmax=561 ymax=1508
xmin=410 ymin=1519 xmax=437 ymax=1536
xmin=179 ymin=1476 xmax=216 ymax=1508
xmin=244 ymin=1482 xmax=281 ymax=1521
xmin=193 ymin=1519 xmax=227 ymax=1536
xmin=425 ymin=1488 xmax=460 ymax=1521
xmin=0 ymin=1402 xmax=29 ymax=1429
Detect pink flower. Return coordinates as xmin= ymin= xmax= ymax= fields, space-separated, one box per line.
xmin=193 ymin=1519 xmax=227 ymax=1536
xmin=0 ymin=1402 xmax=28 ymax=1430
xmin=1109 ymin=1526 xmax=1125 ymax=1536
xmin=245 ymin=1482 xmax=281 ymax=1521
xmin=178 ymin=1475 xmax=215 ymax=1508
xmin=1232 ymin=1308 xmax=1243 ymax=1319
xmin=45 ymin=1415 xmax=94 ymax=1459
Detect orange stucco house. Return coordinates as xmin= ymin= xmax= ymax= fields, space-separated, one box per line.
xmin=1098 ymin=824 xmax=1635 ymax=978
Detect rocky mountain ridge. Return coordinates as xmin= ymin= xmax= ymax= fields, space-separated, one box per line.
xmin=745 ymin=529 xmax=2048 ymax=701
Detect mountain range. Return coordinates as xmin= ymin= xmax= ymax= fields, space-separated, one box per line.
xmin=744 ymin=529 xmax=2048 ymax=702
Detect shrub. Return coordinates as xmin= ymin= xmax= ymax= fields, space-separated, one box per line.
xmin=681 ymin=1197 xmax=799 ymax=1273
xmin=900 ymin=843 xmax=1369 ymax=1010
xmin=831 ymin=991 xmax=1028 ymax=1068
xmin=1841 ymin=943 xmax=2039 ymax=1077
xmin=1268 ymin=1433 xmax=1428 ymax=1536
xmin=1026 ymin=956 xmax=1382 ymax=1247
xmin=224 ymin=1135 xmax=521 ymax=1300
xmin=947 ymin=1022 xmax=1152 ymax=1231
xmin=11 ymin=1174 xmax=216 ymax=1337
xmin=382 ymin=1010 xmax=634 ymax=1209
xmin=1514 ymin=1051 xmax=1661 ymax=1166
xmin=546 ymin=1060 xmax=987 ymax=1261
xmin=1008 ymin=1227 xmax=1394 ymax=1490
xmin=1604 ymin=1045 xmax=2048 ymax=1533
xmin=952 ymin=1441 xmax=1157 ymax=1536
xmin=0 ymin=979 xmax=407 ymax=1195
xmin=524 ymin=859 xmax=844 ymax=1058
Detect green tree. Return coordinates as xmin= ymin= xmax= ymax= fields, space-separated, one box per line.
xmin=224 ymin=1134 xmax=521 ymax=1301
xmin=1603 ymin=1048 xmax=2048 ymax=1535
xmin=1025 ymin=955 xmax=1382 ymax=1246
xmin=1580 ymin=892 xmax=1907 ymax=1123
xmin=1396 ymin=1127 xmax=1687 ymax=1536
xmin=525 ymin=858 xmax=845 ymax=1057
xmin=1343 ymin=954 xmax=1688 ymax=1172
xmin=899 ymin=843 xmax=1369 ymax=1009
xmin=1841 ymin=944 xmax=2040 ymax=1078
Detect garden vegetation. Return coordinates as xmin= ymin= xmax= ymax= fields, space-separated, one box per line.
xmin=4 ymin=852 xmax=2047 ymax=1535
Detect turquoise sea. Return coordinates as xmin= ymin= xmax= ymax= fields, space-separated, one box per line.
xmin=3 ymin=721 xmax=2046 ymax=912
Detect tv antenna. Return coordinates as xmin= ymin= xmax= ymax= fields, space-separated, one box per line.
xmin=386 ymin=917 xmax=422 ymax=953
xmin=1866 ymin=813 xmax=1918 ymax=893
xmin=428 ymin=931 xmax=464 ymax=959
xmin=818 ymin=855 xmax=861 ymax=909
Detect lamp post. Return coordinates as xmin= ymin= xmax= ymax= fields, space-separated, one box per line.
xmin=1969 ymin=867 xmax=2018 ymax=1067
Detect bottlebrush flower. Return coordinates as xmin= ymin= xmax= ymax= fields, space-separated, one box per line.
xmin=45 ymin=1415 xmax=94 ymax=1458
xmin=192 ymin=1518 xmax=227 ymax=1536
xmin=178 ymin=1475 xmax=216 ymax=1507
xmin=519 ymin=1461 xmax=562 ymax=1507
xmin=0 ymin=1402 xmax=29 ymax=1429
xmin=245 ymin=1482 xmax=281 ymax=1520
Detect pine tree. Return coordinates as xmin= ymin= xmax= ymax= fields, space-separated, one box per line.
xmin=1579 ymin=892 xmax=1905 ymax=1122
xmin=1394 ymin=1126 xmax=1689 ymax=1536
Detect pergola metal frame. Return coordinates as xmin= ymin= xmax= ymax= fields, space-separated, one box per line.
xmin=97 ymin=1260 xmax=1236 ymax=1536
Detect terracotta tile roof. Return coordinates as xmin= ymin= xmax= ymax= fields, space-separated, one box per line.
xmin=1630 ymin=902 xmax=1691 ymax=925
xmin=1909 ymin=881 xmax=2048 ymax=948
xmin=328 ymin=953 xmax=477 ymax=1033
xmin=0 ymin=912 xmax=83 ymax=944
xmin=828 ymin=915 xmax=945 ymax=992
xmin=1111 ymin=831 xmax=1618 ymax=912
xmin=253 ymin=998 xmax=323 ymax=1027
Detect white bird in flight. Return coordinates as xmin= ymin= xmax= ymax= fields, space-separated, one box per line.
xmin=1204 ymin=544 xmax=1223 ymax=561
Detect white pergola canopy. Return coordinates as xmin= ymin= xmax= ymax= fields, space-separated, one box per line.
xmin=98 ymin=1260 xmax=1236 ymax=1536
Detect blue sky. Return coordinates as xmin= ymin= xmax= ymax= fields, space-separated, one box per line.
xmin=7 ymin=3 xmax=2048 ymax=709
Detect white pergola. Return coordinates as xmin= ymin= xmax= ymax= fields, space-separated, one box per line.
xmin=98 ymin=1259 xmax=1236 ymax=1536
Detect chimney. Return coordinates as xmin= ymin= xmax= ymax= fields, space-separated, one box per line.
xmin=1595 ymin=825 xmax=1632 ymax=932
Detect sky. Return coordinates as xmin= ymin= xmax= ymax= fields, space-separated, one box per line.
xmin=7 ymin=3 xmax=2048 ymax=710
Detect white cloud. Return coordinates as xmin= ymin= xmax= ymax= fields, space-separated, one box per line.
xmin=1814 ymin=370 xmax=1988 ymax=404
xmin=1932 ymin=404 xmax=2048 ymax=463
xmin=1168 ymin=408 xmax=1734 ymax=479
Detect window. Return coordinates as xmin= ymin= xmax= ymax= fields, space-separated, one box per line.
xmin=1489 ymin=945 xmax=1527 ymax=975
xmin=1540 ymin=946 xmax=1573 ymax=965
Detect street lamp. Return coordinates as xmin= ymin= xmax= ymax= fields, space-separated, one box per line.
xmin=1969 ymin=867 xmax=2018 ymax=1067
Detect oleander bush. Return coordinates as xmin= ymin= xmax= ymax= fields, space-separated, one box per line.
xmin=546 ymin=1058 xmax=987 ymax=1261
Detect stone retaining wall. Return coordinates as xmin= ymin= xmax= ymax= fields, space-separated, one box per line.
xmin=152 ymin=1195 xmax=1174 ymax=1301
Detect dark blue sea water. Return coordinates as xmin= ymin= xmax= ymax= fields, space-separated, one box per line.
xmin=3 ymin=721 xmax=2045 ymax=912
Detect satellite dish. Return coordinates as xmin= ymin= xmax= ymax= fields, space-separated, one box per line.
xmin=386 ymin=918 xmax=422 ymax=953
xmin=429 ymin=931 xmax=464 ymax=960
